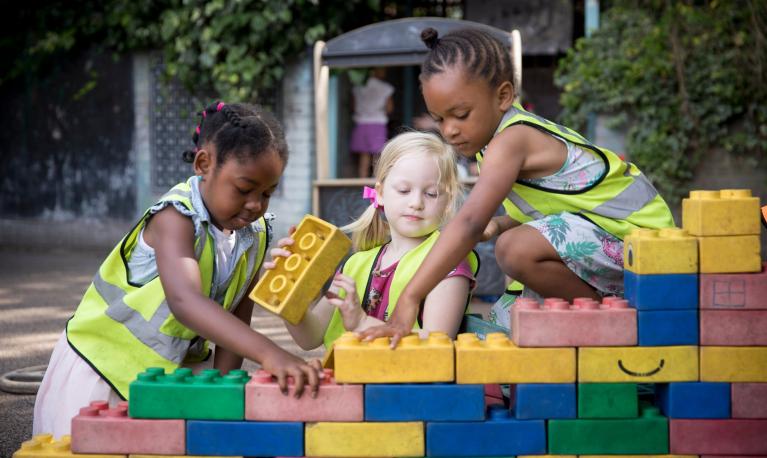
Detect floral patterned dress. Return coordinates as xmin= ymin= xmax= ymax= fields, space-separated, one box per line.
xmin=488 ymin=136 xmax=625 ymax=330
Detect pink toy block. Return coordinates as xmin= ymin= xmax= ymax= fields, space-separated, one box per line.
xmin=700 ymin=264 xmax=767 ymax=310
xmin=512 ymin=297 xmax=636 ymax=347
xmin=71 ymin=400 xmax=184 ymax=455
xmin=245 ymin=368 xmax=363 ymax=422
xmin=732 ymin=383 xmax=767 ymax=418
xmin=700 ymin=310 xmax=767 ymax=345
xmin=670 ymin=419 xmax=767 ymax=455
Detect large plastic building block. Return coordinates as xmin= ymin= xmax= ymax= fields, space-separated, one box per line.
xmin=511 ymin=297 xmax=636 ymax=347
xmin=656 ymin=382 xmax=730 ymax=419
xmin=245 ymin=368 xmax=363 ymax=422
xmin=426 ymin=404 xmax=546 ymax=456
xmin=624 ymin=271 xmax=699 ymax=311
xmin=250 ymin=215 xmax=351 ymax=324
xmin=700 ymin=346 xmax=767 ymax=382
xmin=186 ymin=420 xmax=303 ymax=456
xmin=682 ymin=189 xmax=761 ymax=236
xmin=623 ymin=228 xmax=698 ymax=274
xmin=700 ymin=310 xmax=767 ymax=345
xmin=581 ymin=456 xmax=697 ymax=458
xmin=638 ymin=309 xmax=699 ymax=346
xmin=131 ymin=456 xmax=241 ymax=458
xmin=732 ymin=383 xmax=767 ymax=418
xmin=364 ymin=383 xmax=485 ymax=421
xmin=700 ymin=265 xmax=767 ymax=309
xmin=305 ymin=421 xmax=423 ymax=457
xmin=698 ymin=234 xmax=761 ymax=274
xmin=12 ymin=434 xmax=124 ymax=458
xmin=578 ymin=383 xmax=638 ymax=419
xmin=514 ymin=383 xmax=575 ymax=419
xmin=455 ymin=332 xmax=576 ymax=383
xmin=128 ymin=367 xmax=249 ymax=420
xmin=578 ymin=346 xmax=698 ymax=383
xmin=669 ymin=419 xmax=767 ymax=454
xmin=548 ymin=404 xmax=669 ymax=454
xmin=70 ymin=401 xmax=184 ymax=455
xmin=333 ymin=332 xmax=453 ymax=383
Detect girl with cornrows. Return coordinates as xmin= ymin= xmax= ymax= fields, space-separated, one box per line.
xmin=34 ymin=102 xmax=322 ymax=437
xmin=362 ymin=28 xmax=675 ymax=344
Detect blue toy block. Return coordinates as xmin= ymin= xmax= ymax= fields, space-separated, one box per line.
xmin=187 ymin=420 xmax=303 ymax=456
xmin=624 ymin=271 xmax=698 ymax=310
xmin=638 ymin=309 xmax=699 ymax=346
xmin=426 ymin=404 xmax=546 ymax=456
xmin=656 ymin=382 xmax=731 ymax=418
xmin=514 ymin=383 xmax=576 ymax=419
xmin=365 ymin=383 xmax=485 ymax=421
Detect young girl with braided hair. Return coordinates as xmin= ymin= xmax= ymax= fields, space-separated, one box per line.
xmin=34 ymin=102 xmax=323 ymax=438
xmin=266 ymin=131 xmax=477 ymax=350
xmin=361 ymin=28 xmax=675 ymax=345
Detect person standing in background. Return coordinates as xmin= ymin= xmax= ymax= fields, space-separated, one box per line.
xmin=350 ymin=68 xmax=395 ymax=177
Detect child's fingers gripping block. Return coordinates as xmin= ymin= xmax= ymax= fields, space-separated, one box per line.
xmin=250 ymin=215 xmax=351 ymax=324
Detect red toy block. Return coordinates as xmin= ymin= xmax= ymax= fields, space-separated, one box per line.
xmin=732 ymin=383 xmax=767 ymax=418
xmin=71 ymin=401 xmax=184 ymax=455
xmin=512 ymin=297 xmax=636 ymax=347
xmin=700 ymin=310 xmax=767 ymax=345
xmin=700 ymin=265 xmax=767 ymax=310
xmin=670 ymin=418 xmax=767 ymax=455
xmin=244 ymin=368 xmax=363 ymax=421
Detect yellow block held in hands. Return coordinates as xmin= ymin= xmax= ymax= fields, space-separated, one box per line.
xmin=305 ymin=422 xmax=424 ymax=457
xmin=623 ymin=228 xmax=698 ymax=274
xmin=249 ymin=215 xmax=351 ymax=325
xmin=578 ymin=346 xmax=698 ymax=383
xmin=455 ymin=332 xmax=576 ymax=383
xmin=333 ymin=332 xmax=454 ymax=383
xmin=682 ymin=189 xmax=761 ymax=236
xmin=700 ymin=346 xmax=767 ymax=382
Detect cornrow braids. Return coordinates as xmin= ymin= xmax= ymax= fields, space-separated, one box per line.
xmin=181 ymin=101 xmax=288 ymax=168
xmin=419 ymin=27 xmax=514 ymax=89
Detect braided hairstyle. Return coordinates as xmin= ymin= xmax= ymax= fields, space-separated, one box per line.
xmin=182 ymin=101 xmax=288 ymax=168
xmin=420 ymin=27 xmax=513 ymax=90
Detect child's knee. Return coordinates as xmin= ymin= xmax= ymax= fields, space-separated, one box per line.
xmin=495 ymin=231 xmax=531 ymax=276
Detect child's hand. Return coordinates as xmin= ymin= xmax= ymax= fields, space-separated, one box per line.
xmin=263 ymin=234 xmax=295 ymax=270
xmin=358 ymin=293 xmax=419 ymax=348
xmin=325 ymin=273 xmax=366 ymax=331
xmin=261 ymin=350 xmax=323 ymax=399
xmin=480 ymin=218 xmax=501 ymax=241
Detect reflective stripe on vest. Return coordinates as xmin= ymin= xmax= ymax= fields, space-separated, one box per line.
xmin=477 ymin=103 xmax=674 ymax=239
xmin=323 ymin=231 xmax=480 ymax=348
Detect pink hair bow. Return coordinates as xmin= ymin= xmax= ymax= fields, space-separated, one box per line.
xmin=363 ymin=186 xmax=381 ymax=209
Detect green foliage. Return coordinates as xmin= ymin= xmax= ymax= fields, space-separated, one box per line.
xmin=555 ymin=1 xmax=767 ymax=202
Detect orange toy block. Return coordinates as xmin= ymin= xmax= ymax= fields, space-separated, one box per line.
xmin=682 ymin=189 xmax=761 ymax=236
xmin=70 ymin=401 xmax=184 ymax=455
xmin=512 ymin=297 xmax=636 ymax=347
xmin=249 ymin=215 xmax=351 ymax=324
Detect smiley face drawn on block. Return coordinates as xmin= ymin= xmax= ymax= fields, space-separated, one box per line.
xmin=618 ymin=358 xmax=665 ymax=377
xmin=578 ymin=346 xmax=697 ymax=382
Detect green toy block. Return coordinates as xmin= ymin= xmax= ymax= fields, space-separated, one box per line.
xmin=548 ymin=403 xmax=669 ymax=454
xmin=578 ymin=383 xmax=638 ymax=418
xmin=128 ymin=367 xmax=250 ymax=420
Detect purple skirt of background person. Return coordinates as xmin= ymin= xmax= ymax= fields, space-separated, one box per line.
xmin=350 ymin=123 xmax=388 ymax=154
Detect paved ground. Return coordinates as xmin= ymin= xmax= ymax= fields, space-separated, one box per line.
xmin=0 ymin=247 xmax=323 ymax=457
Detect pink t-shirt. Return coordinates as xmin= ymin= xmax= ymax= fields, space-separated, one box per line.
xmin=362 ymin=245 xmax=476 ymax=324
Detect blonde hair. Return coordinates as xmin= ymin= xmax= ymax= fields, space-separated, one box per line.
xmin=342 ymin=130 xmax=462 ymax=251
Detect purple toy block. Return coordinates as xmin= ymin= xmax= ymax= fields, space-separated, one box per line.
xmin=245 ymin=368 xmax=363 ymax=421
xmin=71 ymin=400 xmax=185 ymax=455
xmin=700 ymin=310 xmax=767 ymax=345
xmin=670 ymin=419 xmax=767 ymax=455
xmin=700 ymin=264 xmax=767 ymax=310
xmin=732 ymin=383 xmax=767 ymax=418
xmin=512 ymin=297 xmax=636 ymax=347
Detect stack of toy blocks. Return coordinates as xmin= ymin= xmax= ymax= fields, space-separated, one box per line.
xmin=665 ymin=189 xmax=767 ymax=456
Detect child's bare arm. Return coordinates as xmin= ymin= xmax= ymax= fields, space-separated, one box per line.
xmin=213 ymin=271 xmax=261 ymax=373
xmin=149 ymin=207 xmax=321 ymax=397
xmin=420 ymin=276 xmax=471 ymax=339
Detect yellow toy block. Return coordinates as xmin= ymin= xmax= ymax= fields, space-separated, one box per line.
xmin=333 ymin=332 xmax=453 ymax=383
xmin=249 ymin=215 xmax=351 ymax=324
xmin=623 ymin=228 xmax=698 ymax=274
xmin=700 ymin=346 xmax=767 ymax=382
xmin=682 ymin=189 xmax=761 ymax=236
xmin=12 ymin=434 xmax=124 ymax=458
xmin=305 ymin=422 xmax=423 ymax=457
xmin=698 ymin=234 xmax=762 ymax=273
xmin=130 ymin=456 xmax=240 ymax=458
xmin=455 ymin=332 xmax=575 ymax=383
xmin=581 ymin=455 xmax=696 ymax=458
xmin=578 ymin=346 xmax=698 ymax=382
